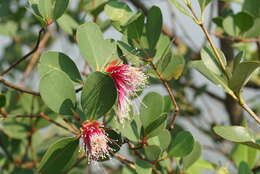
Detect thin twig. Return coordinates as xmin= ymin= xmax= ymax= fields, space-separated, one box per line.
xmin=1 ymin=113 xmax=80 ymax=135
xmin=240 ymin=103 xmax=260 ymax=124
xmin=0 ymin=77 xmax=83 ymax=96
xmin=0 ymin=77 xmax=40 ymax=96
xmin=149 ymin=61 xmax=180 ymax=129
xmin=213 ymin=32 xmax=260 ymax=43
xmin=0 ymin=28 xmax=45 ymax=76
xmin=186 ymin=3 xmax=229 ymax=79
xmin=114 ymin=154 xmax=136 ymax=170
xmin=186 ymin=2 xmax=260 ymax=125
xmin=39 ymin=112 xmax=80 ymax=135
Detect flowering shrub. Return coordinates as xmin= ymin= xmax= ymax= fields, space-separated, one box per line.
xmin=0 ymin=0 xmax=259 ymax=174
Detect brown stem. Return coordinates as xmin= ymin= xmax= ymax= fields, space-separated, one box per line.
xmin=240 ymin=103 xmax=260 ymax=124
xmin=114 ymin=154 xmax=136 ymax=170
xmin=1 ymin=113 xmax=80 ymax=135
xmin=0 ymin=77 xmax=83 ymax=96
xmin=0 ymin=77 xmax=40 ymax=96
xmin=0 ymin=28 xmax=45 ymax=76
xmin=149 ymin=62 xmax=180 ymax=129
xmin=39 ymin=112 xmax=80 ymax=135
xmin=187 ymin=4 xmax=229 ymax=79
xmin=214 ymin=32 xmax=260 ymax=43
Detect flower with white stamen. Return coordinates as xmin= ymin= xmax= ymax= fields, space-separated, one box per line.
xmin=81 ymin=121 xmax=111 ymax=161
xmin=105 ymin=62 xmax=148 ymax=122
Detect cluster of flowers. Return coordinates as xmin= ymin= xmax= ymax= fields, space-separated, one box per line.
xmin=81 ymin=61 xmax=148 ymax=161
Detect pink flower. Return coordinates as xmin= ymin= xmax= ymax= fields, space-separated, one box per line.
xmin=105 ymin=62 xmax=148 ymax=122
xmin=81 ymin=121 xmax=111 ymax=161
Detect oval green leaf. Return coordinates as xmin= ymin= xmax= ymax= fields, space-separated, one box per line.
xmin=76 ymin=22 xmax=116 ymax=70
xmin=168 ymin=131 xmax=194 ymax=157
xmin=213 ymin=126 xmax=255 ymax=143
xmin=144 ymin=145 xmax=161 ymax=161
xmin=81 ymin=72 xmax=117 ymax=119
xmin=39 ymin=0 xmax=69 ymax=22
xmin=183 ymin=141 xmax=202 ymax=169
xmin=39 ymin=70 xmax=77 ymax=115
xmin=146 ymin=6 xmax=162 ymax=50
xmin=38 ymin=137 xmax=79 ymax=174
xmin=229 ymin=61 xmax=260 ymax=95
xmin=38 ymin=51 xmax=82 ymax=84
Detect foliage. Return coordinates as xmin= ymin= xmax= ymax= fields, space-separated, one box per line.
xmin=0 ymin=0 xmax=259 ymax=174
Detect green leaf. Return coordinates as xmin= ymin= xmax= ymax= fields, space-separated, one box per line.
xmin=0 ymin=21 xmax=18 ymax=37
xmin=144 ymin=114 xmax=167 ymax=136
xmin=81 ymin=72 xmax=117 ymax=119
xmin=0 ymin=0 xmax=10 ymax=17
xmin=57 ymin=14 xmax=79 ymax=35
xmin=229 ymin=61 xmax=260 ymax=95
xmin=156 ymin=55 xmax=185 ymax=80
xmin=76 ymin=22 xmax=116 ymax=70
xmin=136 ymin=159 xmax=152 ymax=174
xmin=38 ymin=0 xmax=69 ymax=22
xmin=153 ymin=34 xmax=171 ymax=63
xmin=104 ymin=1 xmax=132 ymax=24
xmin=186 ymin=159 xmax=215 ymax=173
xmin=170 ymin=0 xmax=191 ymax=17
xmin=223 ymin=16 xmax=239 ymax=36
xmin=168 ymin=131 xmax=194 ymax=157
xmin=147 ymin=129 xmax=171 ymax=150
xmin=146 ymin=6 xmax=162 ymax=50
xmin=200 ymin=46 xmax=226 ymax=76
xmin=183 ymin=141 xmax=202 ymax=169
xmin=197 ymin=0 xmax=212 ymax=12
xmin=238 ymin=161 xmax=253 ymax=174
xmin=245 ymin=18 xmax=260 ymax=38
xmin=144 ymin=145 xmax=161 ymax=161
xmin=242 ymin=0 xmax=260 ymax=17
xmin=191 ymin=60 xmax=235 ymax=97
xmin=234 ymin=12 xmax=254 ymax=33
xmin=38 ymin=51 xmax=82 ymax=84
xmin=0 ymin=94 xmax=6 ymax=108
xmin=140 ymin=92 xmax=164 ymax=128
xmin=111 ymin=115 xmax=141 ymax=142
xmin=117 ymin=41 xmax=143 ymax=65
xmin=97 ymin=129 xmax=123 ymax=161
xmin=83 ymin=0 xmax=108 ymax=16
xmin=3 ymin=119 xmax=28 ymax=139
xmin=124 ymin=12 xmax=145 ymax=40
xmin=38 ymin=137 xmax=79 ymax=174
xmin=39 ymin=70 xmax=77 ymax=115
xmin=217 ymin=168 xmax=230 ymax=174
xmin=233 ymin=51 xmax=244 ymax=72
xmin=213 ymin=126 xmax=255 ymax=142
xmin=231 ymin=144 xmax=257 ymax=168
